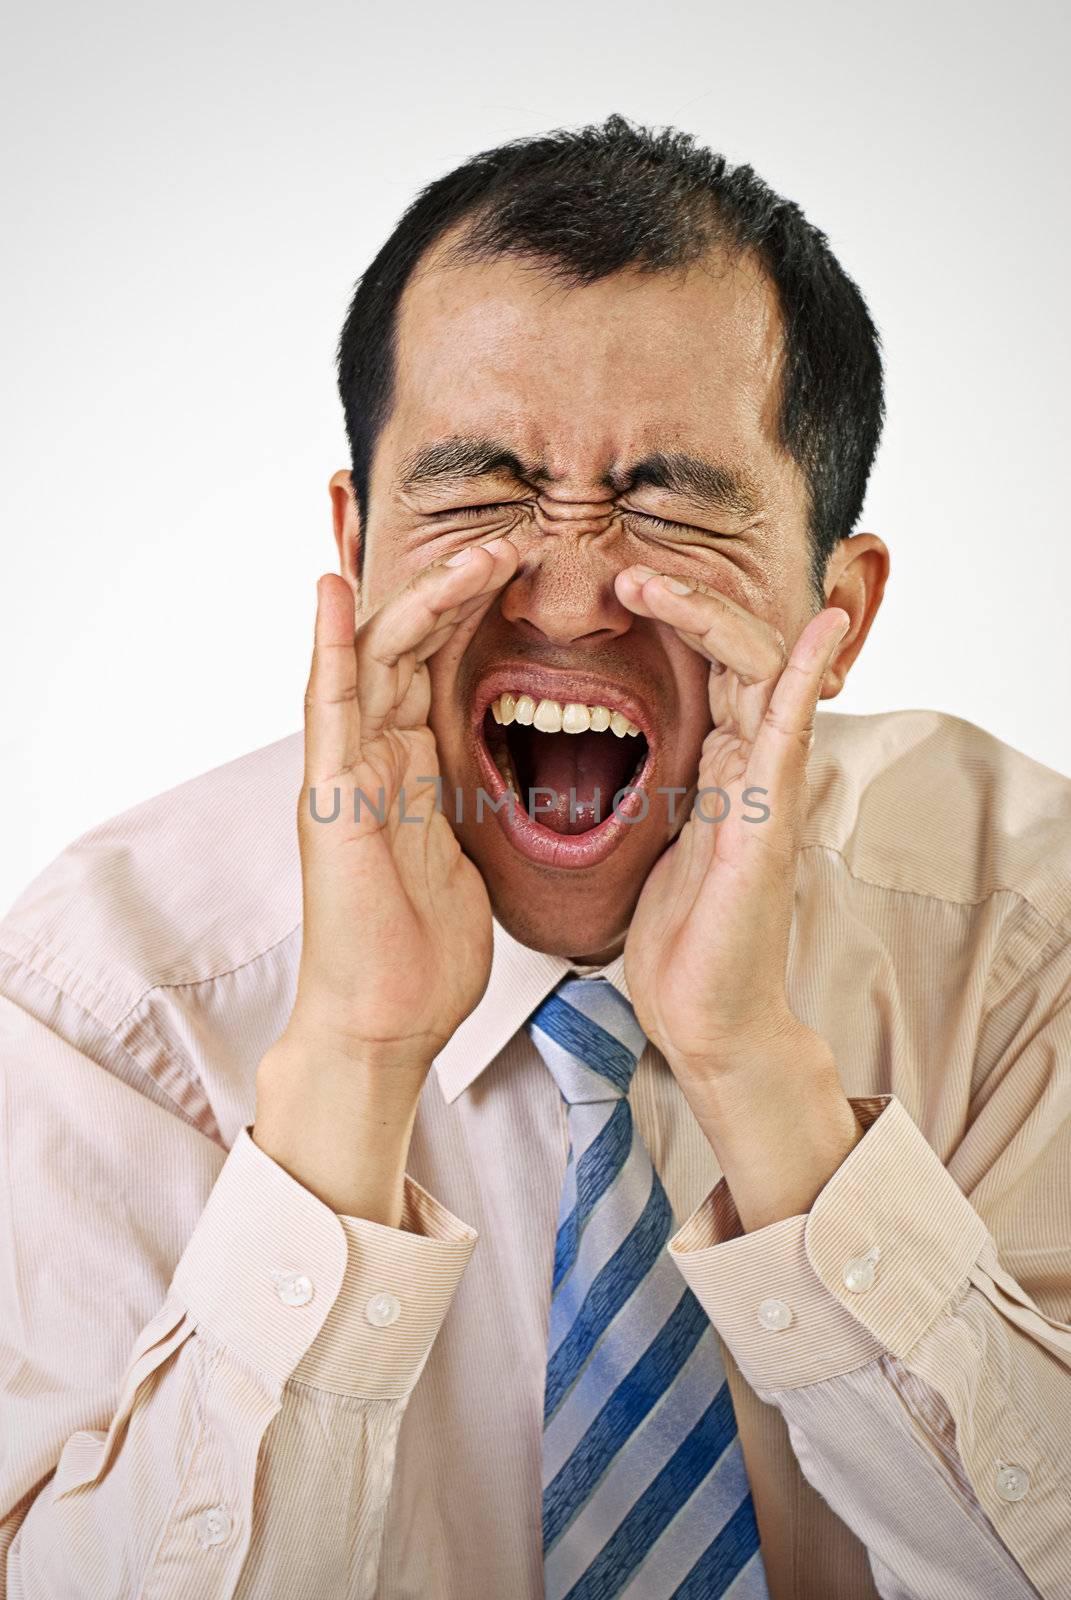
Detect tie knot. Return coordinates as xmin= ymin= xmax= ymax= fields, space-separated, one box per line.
xmin=526 ymin=977 xmax=647 ymax=1104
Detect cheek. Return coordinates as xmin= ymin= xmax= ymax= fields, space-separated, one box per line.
xmin=425 ymin=648 xmax=465 ymax=729
xmin=360 ymin=536 xmax=432 ymax=613
xmin=621 ymin=530 xmax=763 ymax=616
xmin=424 ymin=685 xmax=469 ymax=786
xmin=659 ymin=547 xmax=809 ymax=646
xmin=660 ymin=633 xmax=716 ymax=739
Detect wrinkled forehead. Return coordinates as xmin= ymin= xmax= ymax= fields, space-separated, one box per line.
xmin=381 ymin=233 xmax=788 ymax=484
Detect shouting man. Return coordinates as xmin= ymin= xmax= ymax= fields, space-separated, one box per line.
xmin=2 ymin=116 xmax=1069 ymax=1600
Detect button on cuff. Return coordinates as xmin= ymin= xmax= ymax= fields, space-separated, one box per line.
xmin=272 ymin=1270 xmax=314 ymax=1307
xmin=293 ymin=1179 xmax=477 ymax=1400
xmin=669 ymin=1192 xmax=882 ymax=1390
xmin=757 ymin=1298 xmax=794 ymax=1331
xmin=842 ymin=1248 xmax=880 ymax=1294
xmin=169 ymin=1129 xmax=348 ymax=1385
xmin=365 ymin=1290 xmax=401 ymax=1327
xmin=803 ymin=1098 xmax=990 ymax=1359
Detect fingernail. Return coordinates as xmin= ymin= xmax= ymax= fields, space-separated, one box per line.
xmin=631 ymin=564 xmax=657 ymax=581
xmin=659 ymin=575 xmax=693 ymax=595
xmin=481 ymin=536 xmax=512 ymax=555
xmin=445 ymin=547 xmax=474 ymax=566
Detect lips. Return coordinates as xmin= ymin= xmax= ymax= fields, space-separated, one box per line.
xmin=471 ymin=665 xmax=656 ymax=868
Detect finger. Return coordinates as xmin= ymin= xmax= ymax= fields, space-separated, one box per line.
xmin=615 ymin=566 xmax=785 ymax=685
xmin=745 ymin=608 xmax=850 ymax=826
xmin=362 ymin=536 xmax=519 ymax=666
xmin=304 ymin=574 xmax=359 ymax=783
xmin=390 ymin=660 xmax=433 ymax=734
xmin=356 ymin=535 xmax=519 ymax=742
xmin=709 ymin=670 xmax=777 ymax=746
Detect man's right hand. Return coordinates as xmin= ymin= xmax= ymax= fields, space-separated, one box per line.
xmin=253 ymin=536 xmax=519 ymax=1221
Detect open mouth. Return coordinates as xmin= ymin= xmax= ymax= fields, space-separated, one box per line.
xmin=471 ymin=670 xmax=655 ymax=867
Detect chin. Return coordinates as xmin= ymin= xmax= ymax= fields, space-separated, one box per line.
xmin=485 ymin=874 xmax=636 ymax=959
xmin=461 ymin=821 xmax=654 ymax=958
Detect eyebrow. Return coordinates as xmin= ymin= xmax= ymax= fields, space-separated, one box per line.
xmin=615 ymin=452 xmax=761 ymax=520
xmin=397 ymin=437 xmax=760 ymax=520
xmin=398 ymin=437 xmax=543 ymax=492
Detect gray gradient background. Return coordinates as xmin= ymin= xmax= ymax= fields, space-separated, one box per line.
xmin=2 ymin=0 xmax=1069 ymax=913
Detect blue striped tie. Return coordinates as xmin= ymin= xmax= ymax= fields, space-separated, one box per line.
xmin=527 ymin=977 xmax=769 ymax=1600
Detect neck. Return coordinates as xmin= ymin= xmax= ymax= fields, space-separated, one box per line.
xmin=567 ymin=937 xmax=625 ymax=968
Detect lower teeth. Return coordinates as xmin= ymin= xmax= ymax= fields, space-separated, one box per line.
xmin=493 ymin=750 xmax=517 ymax=791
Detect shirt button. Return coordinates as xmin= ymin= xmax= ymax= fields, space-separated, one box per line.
xmin=196 ymin=1504 xmax=232 ymax=1548
xmin=842 ymin=1247 xmax=881 ymax=1294
xmin=365 ymin=1291 xmax=401 ymax=1327
xmin=995 ymin=1463 xmax=1031 ymax=1502
xmin=272 ymin=1270 xmax=314 ymax=1307
xmin=757 ymin=1298 xmax=794 ymax=1331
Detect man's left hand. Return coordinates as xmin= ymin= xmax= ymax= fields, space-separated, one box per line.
xmin=615 ymin=567 xmax=863 ymax=1229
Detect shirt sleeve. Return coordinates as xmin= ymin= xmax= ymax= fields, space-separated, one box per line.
xmin=0 ymin=995 xmax=476 ymax=1600
xmin=668 ymin=1082 xmax=1071 ymax=1600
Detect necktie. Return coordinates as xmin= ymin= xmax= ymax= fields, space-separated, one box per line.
xmin=527 ymin=977 xmax=769 ymax=1600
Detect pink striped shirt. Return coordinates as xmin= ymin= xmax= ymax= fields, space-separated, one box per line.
xmin=1 ymin=708 xmax=1069 ymax=1597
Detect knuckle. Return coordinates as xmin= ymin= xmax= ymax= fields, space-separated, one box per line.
xmin=304 ymin=684 xmax=359 ymax=712
xmin=765 ymin=714 xmax=813 ymax=749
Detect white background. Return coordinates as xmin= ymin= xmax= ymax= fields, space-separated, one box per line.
xmin=2 ymin=0 xmax=1068 ymax=914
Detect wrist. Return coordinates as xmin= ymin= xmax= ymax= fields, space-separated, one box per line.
xmin=280 ymin=1001 xmax=441 ymax=1077
xmin=256 ymin=1038 xmax=428 ymax=1125
xmin=663 ymin=1006 xmax=816 ymax=1085
xmin=671 ymin=1025 xmax=862 ymax=1232
xmin=253 ymin=1033 xmax=431 ymax=1223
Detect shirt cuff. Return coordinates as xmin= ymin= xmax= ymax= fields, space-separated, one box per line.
xmin=668 ymin=1095 xmax=991 ymax=1391
xmin=293 ymin=1173 xmax=478 ymax=1399
xmin=171 ymin=1127 xmax=477 ymax=1395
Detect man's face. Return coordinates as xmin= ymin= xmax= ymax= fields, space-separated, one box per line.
xmin=353 ymin=236 xmax=820 ymax=960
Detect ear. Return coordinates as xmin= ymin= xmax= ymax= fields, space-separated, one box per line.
xmin=329 ymin=469 xmax=362 ymax=598
xmin=819 ymin=532 xmax=889 ymax=698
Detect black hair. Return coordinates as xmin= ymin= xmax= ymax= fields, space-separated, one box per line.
xmin=337 ymin=113 xmax=884 ymax=591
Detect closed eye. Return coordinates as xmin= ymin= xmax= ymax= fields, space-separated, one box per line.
xmin=626 ymin=509 xmax=724 ymax=539
xmin=443 ymin=503 xmax=726 ymax=537
xmin=630 ymin=511 xmax=692 ymax=533
xmin=447 ymin=502 xmax=525 ymax=519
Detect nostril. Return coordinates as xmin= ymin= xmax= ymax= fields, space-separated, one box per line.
xmin=499 ymin=580 xmax=636 ymax=645
xmin=505 ymin=616 xmax=626 ymax=648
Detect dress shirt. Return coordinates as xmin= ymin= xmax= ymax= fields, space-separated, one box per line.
xmin=1 ymin=707 xmax=1070 ymax=1600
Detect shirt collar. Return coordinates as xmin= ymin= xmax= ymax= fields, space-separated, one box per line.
xmin=432 ymin=917 xmax=632 ymax=1104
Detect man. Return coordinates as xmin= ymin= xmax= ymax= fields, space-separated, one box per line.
xmin=1 ymin=114 xmax=1068 ymax=1600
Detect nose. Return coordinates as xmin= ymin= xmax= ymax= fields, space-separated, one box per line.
xmin=498 ymin=530 xmax=635 ymax=650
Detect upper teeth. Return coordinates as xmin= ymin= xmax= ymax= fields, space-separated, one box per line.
xmin=490 ymin=693 xmax=642 ymax=737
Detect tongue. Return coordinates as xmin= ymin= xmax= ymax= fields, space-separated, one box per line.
xmin=520 ymin=729 xmax=640 ymax=834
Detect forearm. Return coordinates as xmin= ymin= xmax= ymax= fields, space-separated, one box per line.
xmin=671 ymin=1022 xmax=862 ymax=1232
xmin=254 ymin=1025 xmax=429 ymax=1225
xmin=3 ymin=1067 xmax=415 ymax=1600
xmin=7 ymin=1118 xmax=476 ymax=1600
xmin=668 ymin=1095 xmax=1071 ymax=1597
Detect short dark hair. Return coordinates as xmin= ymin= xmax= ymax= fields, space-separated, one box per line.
xmin=337 ymin=113 xmax=884 ymax=592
